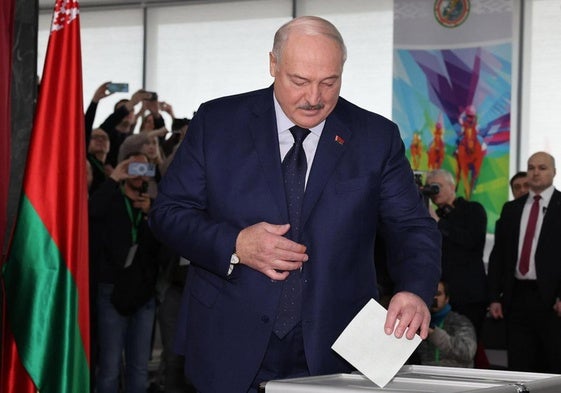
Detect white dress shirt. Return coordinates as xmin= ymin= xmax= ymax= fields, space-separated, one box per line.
xmin=273 ymin=94 xmax=324 ymax=187
xmin=515 ymin=185 xmax=554 ymax=279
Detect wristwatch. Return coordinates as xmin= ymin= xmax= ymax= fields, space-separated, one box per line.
xmin=228 ymin=252 xmax=240 ymax=275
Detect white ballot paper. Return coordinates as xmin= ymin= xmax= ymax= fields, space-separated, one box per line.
xmin=331 ymin=298 xmax=422 ymax=388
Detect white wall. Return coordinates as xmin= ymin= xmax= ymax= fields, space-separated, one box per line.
xmin=520 ymin=0 xmax=561 ymax=186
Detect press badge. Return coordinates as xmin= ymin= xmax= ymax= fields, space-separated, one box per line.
xmin=124 ymin=244 xmax=138 ymax=268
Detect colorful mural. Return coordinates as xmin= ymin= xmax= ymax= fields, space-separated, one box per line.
xmin=393 ymin=44 xmax=512 ymax=231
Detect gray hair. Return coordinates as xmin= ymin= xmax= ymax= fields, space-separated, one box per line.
xmin=118 ymin=133 xmax=149 ymax=163
xmin=272 ymin=16 xmax=347 ymax=65
xmin=426 ymin=169 xmax=456 ymax=186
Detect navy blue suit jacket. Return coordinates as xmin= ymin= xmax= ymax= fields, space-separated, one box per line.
xmin=488 ymin=190 xmax=561 ymax=311
xmin=149 ymin=87 xmax=441 ymax=392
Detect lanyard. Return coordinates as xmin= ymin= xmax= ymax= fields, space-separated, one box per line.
xmin=434 ymin=320 xmax=445 ymax=363
xmin=88 ymin=155 xmax=107 ymax=177
xmin=121 ymin=187 xmax=143 ymax=243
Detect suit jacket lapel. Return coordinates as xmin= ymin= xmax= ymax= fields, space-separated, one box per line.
xmin=248 ymin=94 xmax=288 ymax=223
xmin=538 ymin=189 xmax=561 ymax=243
xmin=301 ymin=115 xmax=351 ymax=229
xmin=499 ymin=195 xmax=525 ymax=273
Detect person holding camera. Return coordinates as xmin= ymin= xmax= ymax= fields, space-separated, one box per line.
xmin=89 ymin=150 xmax=157 ymax=393
xmin=425 ymin=169 xmax=488 ymax=362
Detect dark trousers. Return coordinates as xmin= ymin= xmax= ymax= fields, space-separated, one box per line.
xmin=250 ymin=323 xmax=309 ymax=393
xmin=507 ymin=280 xmax=561 ymax=373
xmin=158 ymin=284 xmax=196 ymax=393
xmin=452 ymin=301 xmax=487 ymax=338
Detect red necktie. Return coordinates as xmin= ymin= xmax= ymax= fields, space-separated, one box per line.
xmin=519 ymin=194 xmax=541 ymax=275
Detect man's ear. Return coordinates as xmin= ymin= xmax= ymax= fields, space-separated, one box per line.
xmin=269 ymin=52 xmax=277 ymax=77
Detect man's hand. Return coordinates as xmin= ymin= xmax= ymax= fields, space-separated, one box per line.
xmin=385 ymin=291 xmax=430 ymax=340
xmin=92 ymin=81 xmax=112 ymax=103
xmin=126 ymin=90 xmax=153 ymax=111
xmin=144 ymin=97 xmax=161 ymax=116
xmin=160 ymin=101 xmax=175 ymax=117
xmin=489 ymin=302 xmax=503 ymax=319
xmin=553 ymin=298 xmax=561 ymax=317
xmin=235 ymin=222 xmax=308 ymax=280
xmin=133 ymin=192 xmax=151 ymax=214
xmin=109 ymin=158 xmax=132 ymax=183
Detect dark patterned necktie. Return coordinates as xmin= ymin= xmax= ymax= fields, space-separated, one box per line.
xmin=273 ymin=126 xmax=310 ymax=338
xmin=519 ymin=194 xmax=541 ymax=275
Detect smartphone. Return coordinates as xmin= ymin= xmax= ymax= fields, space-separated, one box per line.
xmin=146 ymin=91 xmax=158 ymax=101
xmin=107 ymin=82 xmax=129 ymax=93
xmin=128 ymin=162 xmax=156 ymax=177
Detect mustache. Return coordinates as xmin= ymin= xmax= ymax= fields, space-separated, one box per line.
xmin=299 ymin=103 xmax=325 ymax=111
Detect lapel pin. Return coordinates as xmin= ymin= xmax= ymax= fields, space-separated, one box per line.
xmin=335 ymin=135 xmax=345 ymax=145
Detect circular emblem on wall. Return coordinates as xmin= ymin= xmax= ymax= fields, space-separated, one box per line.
xmin=434 ymin=0 xmax=470 ymax=28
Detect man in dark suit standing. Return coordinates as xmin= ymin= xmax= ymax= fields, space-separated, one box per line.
xmin=149 ymin=16 xmax=441 ymax=393
xmin=488 ymin=151 xmax=561 ymax=373
xmin=425 ymin=169 xmax=488 ymax=366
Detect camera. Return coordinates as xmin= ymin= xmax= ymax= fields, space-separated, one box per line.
xmin=139 ymin=180 xmax=149 ymax=195
xmin=414 ymin=173 xmax=440 ymax=196
xmin=146 ymin=91 xmax=158 ymax=101
xmin=172 ymin=117 xmax=190 ymax=133
xmin=420 ymin=183 xmax=440 ymax=196
xmin=128 ymin=162 xmax=156 ymax=177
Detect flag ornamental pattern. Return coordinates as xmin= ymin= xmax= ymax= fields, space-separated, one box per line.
xmin=1 ymin=1 xmax=90 ymax=392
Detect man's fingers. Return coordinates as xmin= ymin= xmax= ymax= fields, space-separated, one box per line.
xmin=265 ymin=269 xmax=290 ymax=281
xmin=271 ymin=259 xmax=303 ymax=272
xmin=419 ymin=311 xmax=430 ymax=339
xmin=385 ymin=291 xmax=430 ymax=340
xmin=392 ymin=308 xmax=414 ymax=339
xmin=384 ymin=308 xmax=398 ymax=335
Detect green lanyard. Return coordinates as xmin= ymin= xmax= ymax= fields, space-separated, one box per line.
xmin=121 ymin=187 xmax=143 ymax=243
xmin=88 ymin=155 xmax=107 ymax=178
xmin=434 ymin=320 xmax=445 ymax=363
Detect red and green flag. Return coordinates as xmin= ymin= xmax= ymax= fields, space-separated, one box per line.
xmin=1 ymin=1 xmax=90 ymax=392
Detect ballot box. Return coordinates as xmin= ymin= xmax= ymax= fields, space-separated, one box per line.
xmin=262 ymin=365 xmax=561 ymax=392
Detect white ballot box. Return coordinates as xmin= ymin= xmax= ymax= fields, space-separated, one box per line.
xmin=261 ymin=365 xmax=561 ymax=392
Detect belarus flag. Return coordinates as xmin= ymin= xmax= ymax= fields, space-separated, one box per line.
xmin=1 ymin=1 xmax=90 ymax=392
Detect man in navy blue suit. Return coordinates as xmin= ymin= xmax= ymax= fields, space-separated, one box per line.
xmin=149 ymin=16 xmax=441 ymax=393
xmin=488 ymin=152 xmax=561 ymax=373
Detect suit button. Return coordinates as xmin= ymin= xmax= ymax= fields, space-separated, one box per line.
xmin=261 ymin=315 xmax=270 ymax=323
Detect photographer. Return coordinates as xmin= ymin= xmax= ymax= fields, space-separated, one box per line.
xmin=425 ymin=169 xmax=488 ymax=366
xmin=89 ymin=151 xmax=157 ymax=393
